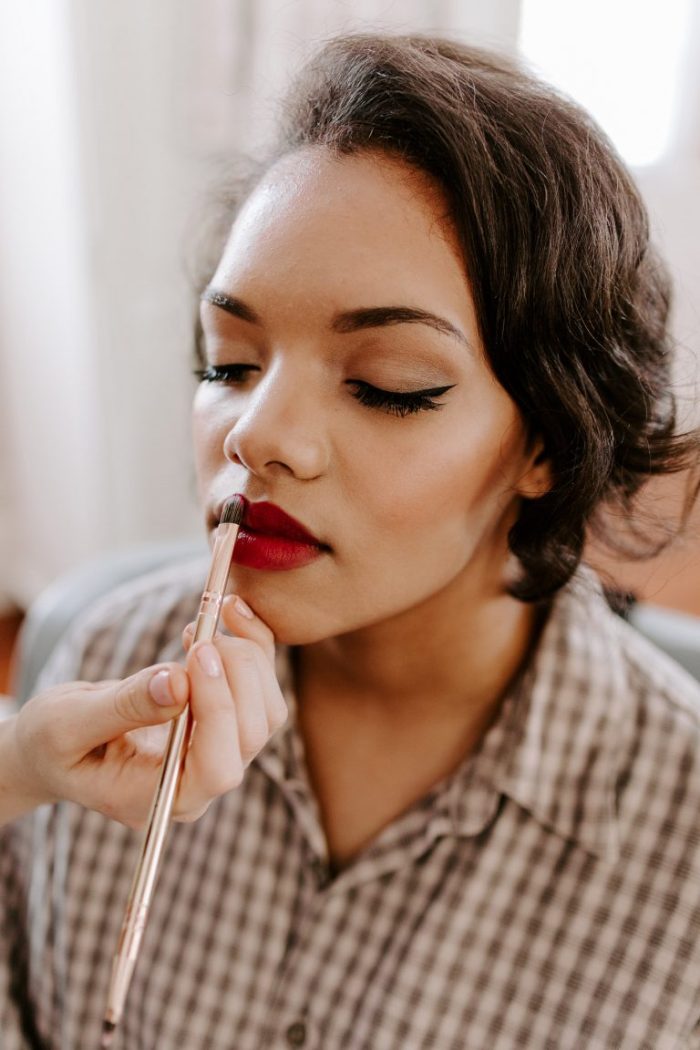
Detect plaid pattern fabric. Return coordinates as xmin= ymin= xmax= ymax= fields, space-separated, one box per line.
xmin=1 ymin=559 xmax=700 ymax=1049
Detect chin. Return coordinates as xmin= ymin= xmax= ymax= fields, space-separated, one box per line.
xmin=268 ymin=612 xmax=336 ymax=648
xmin=275 ymin=625 xmax=324 ymax=647
xmin=228 ymin=575 xmax=335 ymax=646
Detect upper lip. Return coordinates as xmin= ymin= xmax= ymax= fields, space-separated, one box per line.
xmin=212 ymin=494 xmax=326 ymax=546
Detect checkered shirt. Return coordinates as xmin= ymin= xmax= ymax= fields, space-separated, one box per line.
xmin=1 ymin=558 xmax=700 ymax=1049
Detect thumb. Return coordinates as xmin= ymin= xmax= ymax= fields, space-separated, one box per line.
xmin=78 ymin=665 xmax=189 ymax=750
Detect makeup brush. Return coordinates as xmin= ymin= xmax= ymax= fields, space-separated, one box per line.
xmin=99 ymin=495 xmax=245 ymax=1049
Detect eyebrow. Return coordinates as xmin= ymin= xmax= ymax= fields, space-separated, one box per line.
xmin=202 ymin=287 xmax=471 ymax=350
xmin=202 ymin=289 xmax=259 ymax=324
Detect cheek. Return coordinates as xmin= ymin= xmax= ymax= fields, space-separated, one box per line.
xmin=352 ymin=411 xmax=523 ymax=549
xmin=191 ymin=395 xmax=228 ymax=482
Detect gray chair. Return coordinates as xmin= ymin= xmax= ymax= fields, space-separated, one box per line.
xmin=11 ymin=546 xmax=700 ymax=705
xmin=627 ymin=602 xmax=700 ymax=682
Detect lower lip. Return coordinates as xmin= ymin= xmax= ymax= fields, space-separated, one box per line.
xmin=231 ymin=528 xmax=326 ymax=571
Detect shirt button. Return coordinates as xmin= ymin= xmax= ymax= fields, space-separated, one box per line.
xmin=286 ymin=1020 xmax=307 ymax=1046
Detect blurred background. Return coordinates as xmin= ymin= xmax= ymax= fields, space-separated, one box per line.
xmin=0 ymin=0 xmax=698 ymax=649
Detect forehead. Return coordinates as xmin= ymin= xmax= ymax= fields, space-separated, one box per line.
xmin=211 ymin=148 xmax=476 ymax=328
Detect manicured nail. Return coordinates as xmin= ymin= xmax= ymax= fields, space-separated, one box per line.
xmin=233 ymin=596 xmax=254 ymax=619
xmin=149 ymin=669 xmax=175 ymax=706
xmin=196 ymin=642 xmax=222 ymax=677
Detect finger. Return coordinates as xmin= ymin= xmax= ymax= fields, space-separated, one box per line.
xmin=182 ymin=617 xmax=220 ymax=651
xmin=182 ymin=622 xmax=202 ymax=651
xmin=216 ymin=633 xmax=288 ymax=736
xmin=182 ymin=596 xmax=276 ymax=665
xmin=175 ymin=641 xmax=246 ymax=814
xmin=40 ymin=665 xmax=190 ymax=759
xmin=216 ymin=637 xmax=270 ymax=766
xmin=220 ymin=595 xmax=277 ymax=664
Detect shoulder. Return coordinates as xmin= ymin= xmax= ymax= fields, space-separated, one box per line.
xmin=34 ymin=555 xmax=209 ymax=689
xmin=539 ymin=566 xmax=700 ymax=864
xmin=606 ymin=609 xmax=700 ymax=857
xmin=612 ymin=609 xmax=700 ymax=737
xmin=563 ymin=566 xmax=700 ymax=737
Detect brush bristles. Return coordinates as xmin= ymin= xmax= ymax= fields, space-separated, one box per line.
xmin=220 ymin=495 xmax=245 ymax=526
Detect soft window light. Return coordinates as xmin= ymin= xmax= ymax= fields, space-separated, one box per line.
xmin=519 ymin=0 xmax=693 ymax=167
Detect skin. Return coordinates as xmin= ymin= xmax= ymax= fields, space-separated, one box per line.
xmin=194 ymin=148 xmax=552 ymax=860
xmin=0 ymin=147 xmax=551 ymax=856
xmin=0 ymin=601 xmax=286 ymax=828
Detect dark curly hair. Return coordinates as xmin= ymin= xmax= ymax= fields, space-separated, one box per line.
xmin=195 ymin=33 xmax=699 ymax=603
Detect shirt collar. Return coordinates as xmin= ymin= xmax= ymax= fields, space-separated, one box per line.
xmin=481 ymin=564 xmax=630 ymax=861
xmin=259 ymin=564 xmax=629 ymax=864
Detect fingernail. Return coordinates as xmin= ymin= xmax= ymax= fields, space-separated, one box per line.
xmin=233 ymin=596 xmax=254 ymax=619
xmin=196 ymin=642 xmax=222 ymax=677
xmin=149 ymin=670 xmax=175 ymax=706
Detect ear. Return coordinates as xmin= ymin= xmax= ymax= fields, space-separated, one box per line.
xmin=515 ymin=438 xmax=553 ymax=500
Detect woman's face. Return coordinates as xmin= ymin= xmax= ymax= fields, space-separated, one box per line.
xmin=193 ymin=148 xmax=546 ymax=644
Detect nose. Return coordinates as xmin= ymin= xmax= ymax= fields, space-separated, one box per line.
xmin=223 ymin=360 xmax=329 ymax=481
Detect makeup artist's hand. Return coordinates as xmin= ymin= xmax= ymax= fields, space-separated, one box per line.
xmin=0 ymin=595 xmax=287 ymax=828
xmin=177 ymin=593 xmax=287 ymax=824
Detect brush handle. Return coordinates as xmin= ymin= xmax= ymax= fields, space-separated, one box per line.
xmin=103 ymin=521 xmax=239 ymax=1028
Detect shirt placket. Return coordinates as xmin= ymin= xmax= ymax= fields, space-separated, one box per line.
xmin=256 ymin=736 xmax=468 ymax=1049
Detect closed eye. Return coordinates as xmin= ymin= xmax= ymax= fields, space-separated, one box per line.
xmin=347 ymin=381 xmax=455 ymax=417
xmin=193 ymin=366 xmax=455 ymax=417
xmin=193 ymin=364 xmax=259 ymax=384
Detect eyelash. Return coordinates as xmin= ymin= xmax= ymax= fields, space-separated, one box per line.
xmin=192 ymin=365 xmax=455 ymax=417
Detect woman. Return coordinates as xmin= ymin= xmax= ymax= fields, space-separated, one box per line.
xmin=2 ymin=34 xmax=700 ymax=1049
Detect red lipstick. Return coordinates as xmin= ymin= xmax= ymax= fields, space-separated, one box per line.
xmin=214 ymin=495 xmax=328 ymax=571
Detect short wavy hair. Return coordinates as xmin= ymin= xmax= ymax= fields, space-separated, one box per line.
xmin=197 ymin=33 xmax=699 ymax=603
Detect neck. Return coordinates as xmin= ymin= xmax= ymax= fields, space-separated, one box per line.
xmin=296 ymin=555 xmax=544 ymax=734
